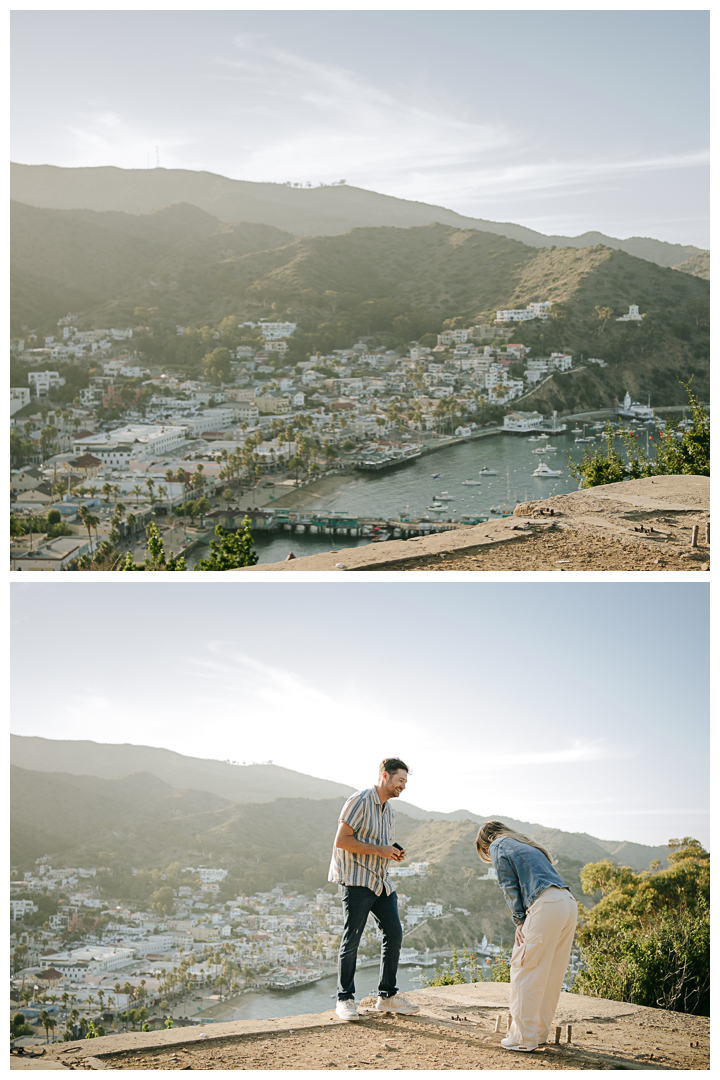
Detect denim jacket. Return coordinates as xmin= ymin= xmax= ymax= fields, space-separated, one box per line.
xmin=490 ymin=836 xmax=571 ymax=925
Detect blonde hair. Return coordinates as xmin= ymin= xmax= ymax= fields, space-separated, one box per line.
xmin=475 ymin=820 xmax=554 ymax=865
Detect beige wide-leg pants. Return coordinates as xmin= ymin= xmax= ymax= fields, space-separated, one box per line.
xmin=506 ymin=885 xmax=578 ymax=1049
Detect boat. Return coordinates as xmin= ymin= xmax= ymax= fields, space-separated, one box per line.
xmin=478 ymin=467 xmax=497 ymax=475
xmin=354 ymin=445 xmax=422 ymax=472
xmin=575 ymin=437 xmax=592 ymax=443
xmin=531 ymin=446 xmax=549 ymax=454
xmin=533 ymin=462 xmax=562 ymax=477
xmin=543 ymin=445 xmax=557 ymax=451
xmin=427 ymin=503 xmax=448 ymax=512
xmin=431 ymin=472 xmax=442 ymax=478
xmin=434 ymin=494 xmax=454 ymax=500
xmin=537 ymin=433 xmax=550 ymax=440
xmin=461 ymin=479 xmax=482 ymax=485
xmin=571 ymin=426 xmax=582 ymax=433
xmin=527 ymin=436 xmax=541 ymax=442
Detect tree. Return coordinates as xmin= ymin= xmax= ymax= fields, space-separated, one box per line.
xmin=574 ymin=838 xmax=709 ymax=1015
xmin=78 ymin=506 xmax=98 ymax=552
xmin=594 ymin=306 xmax=614 ymax=335
xmin=39 ymin=1009 xmax=56 ymax=1043
xmin=194 ymin=520 xmax=258 ymax=571
xmin=150 ymin=886 xmax=175 ymax=916
xmin=11 ymin=1012 xmax=36 ymax=1039
xmin=121 ymin=523 xmax=187 ymax=571
xmin=568 ymin=382 xmax=709 ymax=488
xmin=201 ymin=347 xmax=233 ymax=385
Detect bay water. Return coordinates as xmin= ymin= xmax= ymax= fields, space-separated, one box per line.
xmin=189 ymin=424 xmax=661 ymax=565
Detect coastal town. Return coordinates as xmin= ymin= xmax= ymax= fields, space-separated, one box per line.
xmin=10 ymin=858 xmax=518 ymax=1046
xmin=10 ymin=301 xmax=636 ymax=569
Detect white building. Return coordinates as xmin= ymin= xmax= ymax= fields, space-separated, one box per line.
xmin=496 ymin=309 xmax=535 ymax=323
xmin=616 ymin=304 xmax=643 ymax=322
xmin=260 ymin=321 xmax=297 ymax=340
xmin=73 ymin=425 xmax=189 ymax=468
xmin=11 ymin=388 xmax=31 ymax=415
xmin=11 ymin=899 xmax=38 ymax=919
xmin=496 ymin=301 xmax=551 ymax=323
xmin=28 ymin=371 xmax=65 ymax=397
xmin=503 ymin=410 xmax=546 ymax=432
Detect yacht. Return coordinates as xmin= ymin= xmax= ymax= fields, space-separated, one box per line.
xmin=478 ymin=467 xmax=498 ymax=475
xmin=434 ymin=493 xmax=454 ymax=500
xmin=462 ymin=479 xmax=482 ymax=485
xmin=531 ymin=446 xmax=549 ymax=453
xmin=527 ymin=436 xmax=542 ymax=442
xmin=571 ymin=426 xmax=582 ymax=433
xmin=427 ymin=503 xmax=448 ymax=512
xmin=533 ymin=462 xmax=562 ymax=477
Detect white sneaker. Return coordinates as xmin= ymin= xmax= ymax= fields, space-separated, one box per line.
xmin=375 ymin=994 xmax=420 ymax=1014
xmin=335 ymin=998 xmax=360 ymax=1021
xmin=501 ymin=1035 xmax=538 ymax=1052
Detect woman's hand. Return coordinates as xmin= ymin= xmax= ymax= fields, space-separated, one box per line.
xmin=515 ymin=923 xmax=525 ymax=946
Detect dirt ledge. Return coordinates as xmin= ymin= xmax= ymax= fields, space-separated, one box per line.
xmin=29 ymin=984 xmax=709 ymax=1071
xmin=230 ymin=476 xmax=709 ymax=572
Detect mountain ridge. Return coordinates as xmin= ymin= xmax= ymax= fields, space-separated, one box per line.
xmin=10 ymin=162 xmax=706 ymax=271
xmin=10 ymin=735 xmax=670 ymax=871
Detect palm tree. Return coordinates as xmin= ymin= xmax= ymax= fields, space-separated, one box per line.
xmin=78 ymin=506 xmax=98 ymax=552
xmin=130 ymin=485 xmax=143 ymax=507
xmin=40 ymin=1009 xmax=55 ymax=1043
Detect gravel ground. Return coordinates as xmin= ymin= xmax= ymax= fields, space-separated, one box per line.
xmin=87 ymin=1002 xmax=709 ymax=1071
xmin=380 ymin=528 xmax=710 ymax=571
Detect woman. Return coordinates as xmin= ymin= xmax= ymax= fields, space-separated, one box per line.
xmin=476 ymin=820 xmax=577 ymax=1053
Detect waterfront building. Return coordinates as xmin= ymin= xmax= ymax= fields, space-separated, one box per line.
xmin=503 ymin=410 xmax=546 ymax=432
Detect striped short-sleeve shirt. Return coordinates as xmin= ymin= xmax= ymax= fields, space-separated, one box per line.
xmin=328 ymin=786 xmax=396 ymax=896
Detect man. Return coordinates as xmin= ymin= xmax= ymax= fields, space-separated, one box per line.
xmin=328 ymin=757 xmax=420 ymax=1021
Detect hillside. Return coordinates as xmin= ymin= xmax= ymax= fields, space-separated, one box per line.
xmin=10 ymin=736 xmax=671 ymax=874
xmin=10 ymin=205 xmax=710 ymax=411
xmin=10 ymin=200 xmax=294 ymax=329
xmin=10 ymin=162 xmax=706 ymax=273
xmin=9 ymin=734 xmax=355 ymax=804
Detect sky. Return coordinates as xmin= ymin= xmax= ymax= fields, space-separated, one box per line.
xmin=10 ymin=8 xmax=709 ymax=248
xmin=10 ymin=580 xmax=710 ymax=850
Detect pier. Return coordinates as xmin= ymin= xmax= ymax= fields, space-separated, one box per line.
xmin=205 ymin=506 xmax=483 ymax=541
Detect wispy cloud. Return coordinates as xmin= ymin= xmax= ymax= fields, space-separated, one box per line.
xmin=64 ymin=110 xmax=194 ymax=170
xmin=201 ymin=40 xmax=708 ymax=217
xmin=460 ymin=740 xmax=629 ymax=771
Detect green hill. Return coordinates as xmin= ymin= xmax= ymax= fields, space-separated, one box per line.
xmin=10 ymin=737 xmax=671 ymax=875
xmin=10 ymin=162 xmax=706 ymax=272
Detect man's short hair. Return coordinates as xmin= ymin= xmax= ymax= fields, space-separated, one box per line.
xmin=379 ymin=757 xmax=409 ymax=777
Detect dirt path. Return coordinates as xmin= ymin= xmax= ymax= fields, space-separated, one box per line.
xmin=383 ymin=526 xmax=710 ymax=571
xmin=39 ymin=986 xmax=709 ymax=1072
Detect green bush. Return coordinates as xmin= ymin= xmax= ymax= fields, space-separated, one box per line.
xmin=574 ymin=906 xmax=709 ymax=1015
xmin=490 ymin=948 xmax=512 ymax=983
xmin=568 ymin=381 xmax=709 ymax=488
xmin=575 ymin=838 xmax=709 ymax=1015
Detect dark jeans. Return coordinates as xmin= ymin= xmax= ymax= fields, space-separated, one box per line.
xmin=337 ymin=884 xmax=403 ymax=1001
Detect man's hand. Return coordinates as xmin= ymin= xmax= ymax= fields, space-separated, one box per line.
xmin=335 ymin=822 xmax=406 ymax=860
xmin=378 ymin=845 xmax=405 ymax=861
xmin=515 ymin=923 xmax=525 ymax=946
